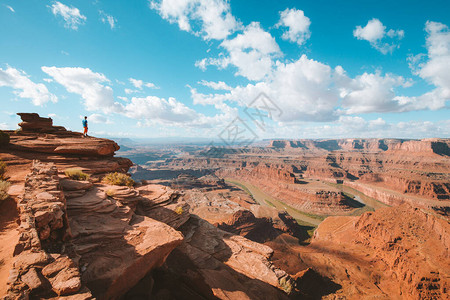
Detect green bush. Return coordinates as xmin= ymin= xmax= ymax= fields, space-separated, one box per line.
xmin=64 ymin=168 xmax=90 ymax=181
xmin=0 ymin=180 xmax=11 ymax=201
xmin=0 ymin=131 xmax=10 ymax=147
xmin=102 ymin=172 xmax=134 ymax=187
xmin=0 ymin=160 xmax=7 ymax=181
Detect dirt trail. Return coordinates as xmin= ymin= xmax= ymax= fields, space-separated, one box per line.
xmin=0 ymin=197 xmax=19 ymax=295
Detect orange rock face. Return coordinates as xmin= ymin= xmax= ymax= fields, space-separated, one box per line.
xmin=303 ymin=205 xmax=450 ymax=299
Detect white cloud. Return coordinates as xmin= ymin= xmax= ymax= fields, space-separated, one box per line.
xmin=276 ymin=8 xmax=311 ymax=46
xmin=41 ymin=66 xmax=119 ymax=112
xmin=198 ymin=80 xmax=232 ymax=90
xmin=418 ymin=21 xmax=450 ymax=98
xmin=123 ymin=96 xmax=197 ymax=123
xmin=88 ymin=113 xmax=112 ymax=124
xmin=199 ymin=22 xmax=281 ymax=80
xmin=5 ymin=5 xmax=14 ymax=13
xmin=124 ymin=88 xmax=140 ymax=94
xmin=50 ymin=1 xmax=86 ymax=30
xmin=402 ymin=21 xmax=450 ymax=111
xmin=0 ymin=67 xmax=57 ymax=105
xmin=337 ymin=70 xmax=418 ymax=114
xmin=123 ymin=95 xmax=234 ymax=127
xmin=0 ymin=123 xmax=9 ymax=130
xmin=285 ymin=118 xmax=450 ymax=139
xmin=129 ymin=78 xmax=159 ymax=89
xmin=192 ymin=55 xmax=338 ymax=122
xmin=99 ymin=10 xmax=117 ymax=29
xmin=150 ymin=0 xmax=241 ymax=40
xmin=353 ymin=18 xmax=404 ymax=54
xmin=193 ymin=50 xmax=444 ymax=123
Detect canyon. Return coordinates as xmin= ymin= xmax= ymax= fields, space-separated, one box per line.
xmin=0 ymin=114 xmax=448 ymax=299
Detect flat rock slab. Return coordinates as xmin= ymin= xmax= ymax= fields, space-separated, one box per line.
xmin=67 ymin=184 xmax=183 ymax=299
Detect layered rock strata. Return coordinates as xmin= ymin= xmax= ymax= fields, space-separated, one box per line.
xmin=301 ymin=205 xmax=450 ymax=299
xmin=64 ymin=182 xmax=184 ymax=299
xmin=17 ymin=113 xmax=66 ymax=133
xmin=5 ymin=161 xmax=92 ymax=299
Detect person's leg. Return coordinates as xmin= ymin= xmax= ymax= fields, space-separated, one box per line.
xmin=84 ymin=127 xmax=88 ymax=136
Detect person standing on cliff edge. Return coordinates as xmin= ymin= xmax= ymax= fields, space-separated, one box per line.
xmin=82 ymin=116 xmax=88 ymax=137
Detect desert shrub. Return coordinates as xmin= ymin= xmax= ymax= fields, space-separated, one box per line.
xmin=0 ymin=160 xmax=7 ymax=181
xmin=102 ymin=172 xmax=134 ymax=187
xmin=0 ymin=180 xmax=11 ymax=201
xmin=64 ymin=168 xmax=90 ymax=181
xmin=105 ymin=189 xmax=116 ymax=197
xmin=174 ymin=206 xmax=184 ymax=215
xmin=14 ymin=128 xmax=22 ymax=135
xmin=0 ymin=131 xmax=10 ymax=147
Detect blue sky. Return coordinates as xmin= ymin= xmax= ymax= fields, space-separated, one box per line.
xmin=0 ymin=0 xmax=449 ymax=140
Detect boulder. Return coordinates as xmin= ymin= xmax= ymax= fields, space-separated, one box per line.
xmin=60 ymin=179 xmax=93 ymax=191
xmin=17 ymin=113 xmax=65 ymax=133
xmin=20 ymin=268 xmax=45 ymax=290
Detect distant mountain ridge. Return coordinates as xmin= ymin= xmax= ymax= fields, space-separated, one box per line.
xmin=268 ymin=138 xmax=450 ymax=155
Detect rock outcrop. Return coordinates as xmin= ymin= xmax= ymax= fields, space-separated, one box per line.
xmin=64 ymin=181 xmax=184 ymax=299
xmin=132 ymin=181 xmax=304 ymax=299
xmin=5 ymin=161 xmax=92 ymax=299
xmin=17 ymin=113 xmax=66 ymax=133
xmin=162 ymin=216 xmax=295 ymax=299
xmin=12 ymin=113 xmax=120 ymax=157
xmin=301 ymin=205 xmax=450 ymax=299
xmin=4 ymin=161 xmax=185 ymax=300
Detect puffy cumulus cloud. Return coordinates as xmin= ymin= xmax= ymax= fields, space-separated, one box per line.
xmin=193 ymin=52 xmax=445 ymax=123
xmin=402 ymin=21 xmax=450 ymax=111
xmin=149 ymin=0 xmax=241 ymax=40
xmin=192 ymin=55 xmax=339 ymax=122
xmin=418 ymin=21 xmax=450 ymax=100
xmin=41 ymin=66 xmax=120 ymax=112
xmin=337 ymin=70 xmax=419 ymax=114
xmin=353 ymin=18 xmax=404 ymax=54
xmin=276 ymin=8 xmax=311 ymax=46
xmin=99 ymin=10 xmax=117 ymax=29
xmin=129 ymin=78 xmax=159 ymax=89
xmin=123 ymin=96 xmax=236 ymax=127
xmin=50 ymin=1 xmax=86 ymax=30
xmin=0 ymin=67 xmax=57 ymax=105
xmin=41 ymin=66 xmax=234 ymax=128
xmin=199 ymin=22 xmax=281 ymax=80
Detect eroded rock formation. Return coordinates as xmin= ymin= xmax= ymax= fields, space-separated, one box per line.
xmin=302 ymin=205 xmax=450 ymax=299
xmin=5 ymin=161 xmax=91 ymax=299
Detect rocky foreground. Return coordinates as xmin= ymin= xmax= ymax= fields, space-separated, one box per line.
xmin=0 ymin=114 xmax=449 ymax=299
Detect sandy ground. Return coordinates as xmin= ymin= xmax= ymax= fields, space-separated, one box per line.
xmin=0 ymin=196 xmax=19 ymax=295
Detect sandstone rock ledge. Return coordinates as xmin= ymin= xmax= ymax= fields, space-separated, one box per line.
xmin=4 ymin=161 xmax=184 ymax=300
xmin=10 ymin=113 xmax=120 ymax=157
